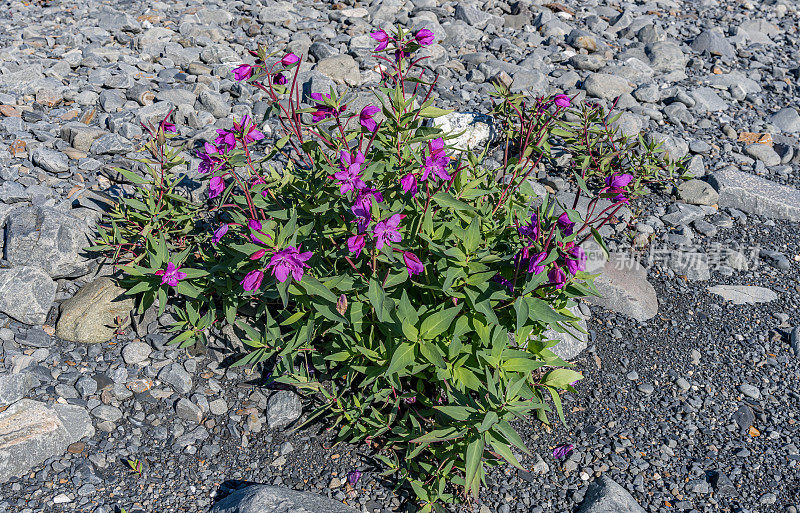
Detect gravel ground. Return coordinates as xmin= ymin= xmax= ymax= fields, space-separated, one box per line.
xmin=0 ymin=0 xmax=799 ymax=512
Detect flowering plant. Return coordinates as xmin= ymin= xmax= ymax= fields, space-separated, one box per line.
xmin=92 ymin=27 xmax=673 ymax=510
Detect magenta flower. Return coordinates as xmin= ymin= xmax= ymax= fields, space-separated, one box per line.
xmin=552 ymin=444 xmax=574 ymax=460
xmin=373 ymin=214 xmax=402 ymax=250
xmin=250 ymin=249 xmax=266 ymax=260
xmin=335 ymin=151 xmax=367 ymax=194
xmin=352 ymin=187 xmax=383 ymax=219
xmin=602 ymin=173 xmax=633 ymax=204
xmin=605 ymin=173 xmax=633 ymax=189
xmin=198 ymin=143 xmax=224 ymax=174
xmin=548 ymin=267 xmax=567 ymax=289
xmin=214 ymin=129 xmax=236 ymax=152
xmin=422 ymin=138 xmax=451 ymax=182
xmin=565 ymin=244 xmax=585 ymax=276
xmin=518 ymin=214 xmax=539 ymax=240
xmin=211 ymin=223 xmax=228 ymax=244
xmin=415 ymin=28 xmax=435 ymax=46
xmin=240 ymin=269 xmax=264 ymax=292
xmin=159 ymin=119 xmax=176 ymax=133
xmin=310 ymin=92 xmax=345 ymax=122
xmin=347 ymin=234 xmax=365 ymax=257
xmin=232 ymin=115 xmax=264 ymax=144
xmin=281 ymin=53 xmax=300 ymax=67
xmin=528 ymin=251 xmax=547 ymax=275
xmin=209 ymin=176 xmax=225 ymax=198
xmin=554 ymin=94 xmax=571 ymax=108
xmin=248 ymin=219 xmax=271 ymax=245
xmin=556 ymin=212 xmax=574 ymax=236
xmin=155 ymin=262 xmax=187 ymax=287
xmin=359 ymin=105 xmax=380 ymax=132
xmin=371 ymin=29 xmax=390 ymax=51
xmin=400 ymin=173 xmax=418 ymax=196
xmin=394 ymin=49 xmax=407 ymax=62
xmin=403 ymin=252 xmax=424 ymax=277
xmin=233 ymin=64 xmax=253 ymax=82
xmin=273 ymin=73 xmax=287 ymax=85
xmin=268 ymin=246 xmax=313 ymax=283
xmin=347 ymin=470 xmax=362 ymax=486
xmin=491 ymin=274 xmax=514 ymax=293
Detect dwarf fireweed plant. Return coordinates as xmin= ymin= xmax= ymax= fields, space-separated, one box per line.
xmin=92 ymin=27 xmax=679 ymax=510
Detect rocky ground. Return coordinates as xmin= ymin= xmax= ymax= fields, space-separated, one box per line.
xmin=0 ymin=0 xmax=799 ymax=512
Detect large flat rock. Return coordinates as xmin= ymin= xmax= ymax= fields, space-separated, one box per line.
xmin=0 ymin=399 xmax=94 ymax=483
xmin=585 ymin=252 xmax=658 ymax=322
xmin=707 ymin=167 xmax=800 ymax=221
xmin=578 ymin=476 xmax=646 ymax=513
xmin=211 ymin=485 xmax=358 ymax=513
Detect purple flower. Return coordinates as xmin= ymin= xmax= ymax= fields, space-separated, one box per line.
xmin=248 ymin=219 xmax=271 ymax=245
xmin=347 ymin=470 xmax=362 ymax=487
xmin=310 ymin=92 xmax=344 ymax=123
xmin=211 ymin=223 xmax=228 ymax=244
xmin=518 ymin=214 xmax=539 ymax=240
xmin=605 ymin=173 xmax=633 ymax=189
xmin=552 ymin=444 xmax=574 ymax=460
xmin=557 ymin=212 xmax=574 ymax=236
xmin=159 ymin=119 xmax=176 ymax=133
xmin=491 ymin=274 xmax=514 ymax=293
xmin=214 ymin=129 xmax=236 ymax=152
xmin=373 ymin=214 xmax=402 ymax=250
xmin=394 ymin=49 xmax=407 ymax=62
xmin=351 ymin=187 xmax=383 ymax=219
xmin=528 ymin=251 xmax=547 ymax=275
xmin=554 ymin=94 xmax=571 ymax=108
xmin=335 ymin=151 xmax=367 ymax=194
xmin=400 ymin=173 xmax=418 ymax=196
xmin=273 ymin=73 xmax=287 ymax=85
xmin=359 ymin=105 xmax=380 ymax=132
xmin=233 ymin=64 xmax=253 ymax=82
xmin=209 ymin=176 xmax=225 ymax=198
xmin=240 ymin=269 xmax=264 ymax=292
xmin=348 ymin=234 xmax=365 ymax=257
xmin=602 ymin=173 xmax=633 ymax=204
xmin=371 ymin=29 xmax=390 ymax=51
xmin=281 ymin=53 xmax=300 ymax=67
xmin=198 ymin=143 xmax=223 ymax=174
xmin=268 ymin=246 xmax=313 ymax=283
xmin=155 ymin=262 xmax=187 ymax=287
xmin=241 ymin=119 xmax=265 ymax=144
xmin=403 ymin=252 xmax=424 ymax=277
xmin=565 ymin=244 xmax=585 ymax=276
xmin=548 ymin=267 xmax=567 ymax=289
xmin=422 ymin=138 xmax=451 ymax=182
xmin=415 ymin=28 xmax=435 ymax=46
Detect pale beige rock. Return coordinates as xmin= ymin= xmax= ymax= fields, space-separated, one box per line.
xmin=56 ymin=277 xmax=134 ymax=344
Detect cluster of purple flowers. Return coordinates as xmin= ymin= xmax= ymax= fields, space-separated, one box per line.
xmin=334 ymin=150 xmax=424 ymax=277
xmin=511 ymin=212 xmax=588 ymax=291
xmin=232 ymin=52 xmax=300 ymax=86
xmin=197 ymin=115 xmax=266 ymax=199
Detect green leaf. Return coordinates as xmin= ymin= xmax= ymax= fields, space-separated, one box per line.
xmin=478 ymin=411 xmax=498 ymax=433
xmin=463 ymin=217 xmax=481 ymax=253
xmin=434 ymin=405 xmax=475 ymax=421
xmin=299 ymin=275 xmax=338 ymax=303
xmin=420 ymin=341 xmax=446 ymax=369
xmin=542 ymin=368 xmax=583 ymax=389
xmin=419 ymin=304 xmax=462 ymax=340
xmin=411 ymin=427 xmax=465 ymax=444
xmin=432 ymin=191 xmax=474 ymax=213
xmin=464 ymin=436 xmax=485 ymax=498
xmin=486 ymin=432 xmax=524 ymax=470
xmin=525 ymin=297 xmax=569 ymax=324
xmin=418 ymin=106 xmax=453 ymax=118
xmin=386 ymin=342 xmax=415 ymax=375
